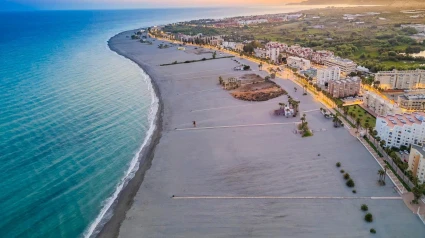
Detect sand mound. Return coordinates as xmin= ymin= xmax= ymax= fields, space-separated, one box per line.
xmin=230 ymin=75 xmax=286 ymax=101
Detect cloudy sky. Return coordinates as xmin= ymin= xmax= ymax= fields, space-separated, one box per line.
xmin=1 ymin=0 xmax=305 ymax=10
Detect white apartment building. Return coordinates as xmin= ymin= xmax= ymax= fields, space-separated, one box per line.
xmin=323 ymin=57 xmax=357 ymax=74
xmin=364 ymin=91 xmax=402 ymax=117
xmin=269 ymin=47 xmax=280 ymax=63
xmin=374 ymin=69 xmax=425 ymax=90
xmin=254 ymin=48 xmax=267 ymax=58
xmin=408 ymin=145 xmax=425 ymax=184
xmin=317 ymin=66 xmax=341 ymax=85
xmin=222 ymin=41 xmax=236 ymax=49
xmin=375 ymin=112 xmax=425 ymax=148
xmin=287 ymin=56 xmax=311 ymax=70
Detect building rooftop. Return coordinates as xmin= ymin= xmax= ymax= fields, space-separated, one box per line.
xmin=411 ymin=144 xmax=425 ymax=157
xmin=379 ymin=112 xmax=425 ymax=128
xmin=400 ymin=94 xmax=425 ymax=101
xmin=325 ymin=57 xmax=356 ymax=65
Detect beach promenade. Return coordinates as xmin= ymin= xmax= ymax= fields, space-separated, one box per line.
xmin=103 ymin=31 xmax=425 ymax=238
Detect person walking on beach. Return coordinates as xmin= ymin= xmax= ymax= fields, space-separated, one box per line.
xmin=193 ymin=121 xmax=196 ymax=127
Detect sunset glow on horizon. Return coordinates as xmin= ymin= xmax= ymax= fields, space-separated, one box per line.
xmin=2 ymin=0 xmax=306 ymax=11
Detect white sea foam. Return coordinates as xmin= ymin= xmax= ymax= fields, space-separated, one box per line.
xmin=83 ymin=65 xmax=159 ymax=238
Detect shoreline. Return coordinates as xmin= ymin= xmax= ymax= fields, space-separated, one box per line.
xmin=94 ymin=32 xmax=164 ymax=238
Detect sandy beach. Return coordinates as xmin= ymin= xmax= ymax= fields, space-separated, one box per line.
xmin=100 ymin=30 xmax=425 ymax=238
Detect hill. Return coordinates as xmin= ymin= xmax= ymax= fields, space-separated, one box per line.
xmin=294 ymin=0 xmax=425 ymax=6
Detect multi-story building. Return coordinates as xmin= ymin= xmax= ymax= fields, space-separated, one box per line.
xmin=374 ymin=69 xmax=425 ymax=90
xmin=311 ymin=50 xmax=334 ymax=64
xmin=287 ymin=56 xmax=311 ymax=70
xmin=328 ymin=77 xmax=361 ymax=98
xmin=269 ymin=47 xmax=281 ymax=63
xmin=364 ymin=91 xmax=402 ymax=116
xmin=408 ymin=145 xmax=425 ymax=184
xmin=317 ymin=66 xmax=341 ymax=85
xmin=235 ymin=43 xmax=244 ymax=52
xmin=397 ymin=94 xmax=425 ymax=111
xmin=323 ymin=57 xmax=357 ymax=74
xmin=375 ymin=112 xmax=425 ymax=148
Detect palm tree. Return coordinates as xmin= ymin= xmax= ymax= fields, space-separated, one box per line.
xmin=343 ymin=107 xmax=348 ymax=116
xmin=378 ymin=169 xmax=385 ymax=184
xmin=412 ymin=182 xmax=425 ymax=204
xmin=333 ymin=114 xmax=340 ymax=127
xmin=373 ymin=131 xmax=378 ymax=143
xmin=384 ymin=165 xmax=389 ymax=183
xmin=380 ymin=140 xmax=386 ymax=148
xmin=365 ymin=122 xmax=370 ymax=130
xmin=356 ymin=118 xmax=361 ymax=133
xmin=301 ymin=114 xmax=306 ymax=125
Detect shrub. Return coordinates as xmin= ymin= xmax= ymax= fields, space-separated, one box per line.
xmin=361 ymin=204 xmax=368 ymax=211
xmin=352 ymin=190 xmax=356 ymax=193
xmin=370 ymin=228 xmax=376 ymax=234
xmin=365 ymin=213 xmax=373 ymax=222
xmin=346 ymin=179 xmax=355 ymax=187
xmin=336 ymin=162 xmax=341 ymax=167
xmin=344 ymin=173 xmax=350 ymax=180
xmin=340 ymin=169 xmax=345 ymax=173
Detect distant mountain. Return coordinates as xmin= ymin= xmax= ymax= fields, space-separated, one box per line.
xmin=293 ymin=0 xmax=425 ymax=6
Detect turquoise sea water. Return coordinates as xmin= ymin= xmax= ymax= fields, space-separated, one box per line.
xmin=0 ymin=6 xmax=320 ymax=238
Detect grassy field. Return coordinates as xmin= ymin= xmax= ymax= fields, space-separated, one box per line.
xmin=346 ymin=105 xmax=376 ymax=128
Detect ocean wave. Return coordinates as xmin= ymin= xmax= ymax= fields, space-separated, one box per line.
xmin=82 ymin=65 xmax=159 ymax=238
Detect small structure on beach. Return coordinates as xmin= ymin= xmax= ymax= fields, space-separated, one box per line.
xmin=222 ymin=77 xmax=241 ymax=90
xmin=223 ymin=74 xmax=286 ymax=101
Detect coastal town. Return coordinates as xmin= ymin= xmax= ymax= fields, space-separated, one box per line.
xmin=110 ymin=6 xmax=425 ymax=238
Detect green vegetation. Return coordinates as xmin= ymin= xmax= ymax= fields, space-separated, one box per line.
xmin=365 ymin=213 xmax=373 ymax=223
xmin=336 ymin=162 xmax=341 ymax=168
xmin=352 ymin=190 xmax=356 ymax=193
xmin=243 ymin=41 xmax=263 ymax=54
xmin=340 ymin=169 xmax=345 ymax=173
xmin=346 ymin=179 xmax=355 ymax=188
xmin=160 ymin=55 xmax=234 ymax=66
xmin=370 ymin=228 xmax=376 ymax=234
xmin=361 ymin=204 xmax=369 ymax=212
xmin=412 ymin=183 xmax=425 ymax=204
xmin=299 ymin=114 xmax=313 ymax=138
xmin=346 ymin=105 xmax=376 ymax=128
xmin=343 ymin=173 xmax=350 ymax=180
